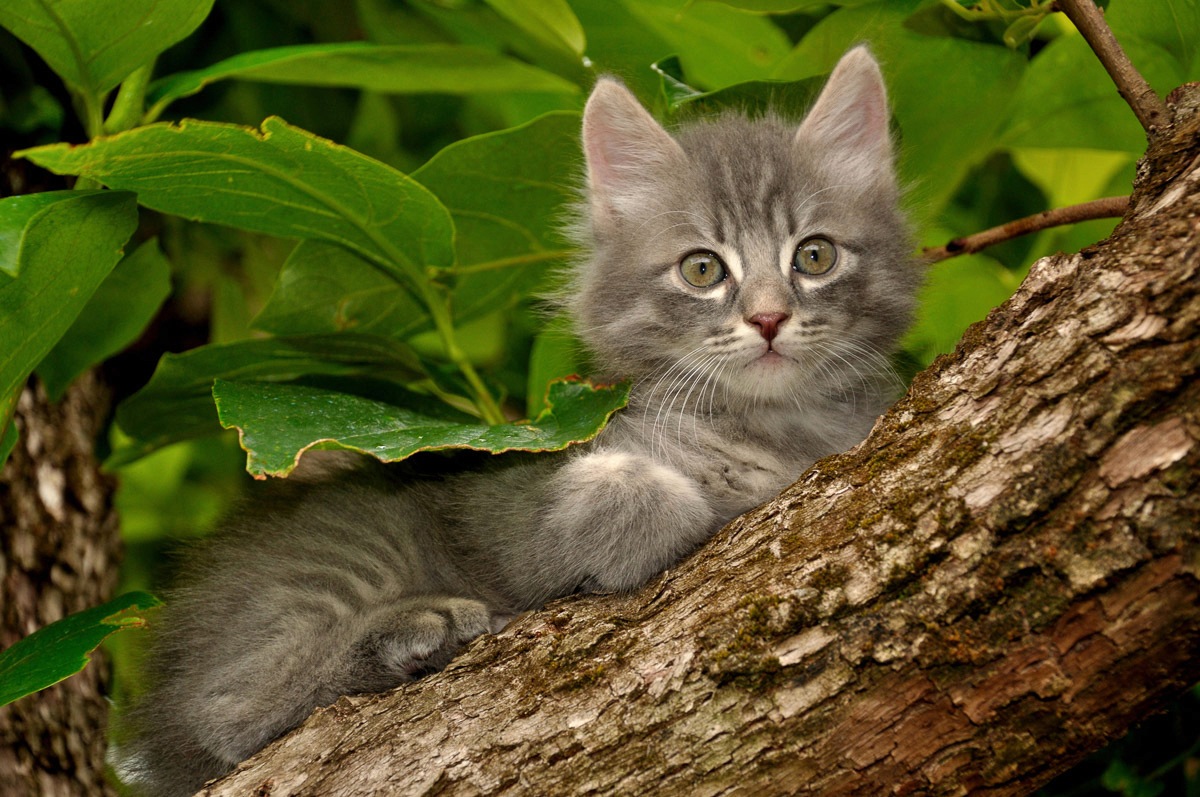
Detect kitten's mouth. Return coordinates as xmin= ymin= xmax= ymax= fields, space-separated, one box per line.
xmin=755 ymin=346 xmax=787 ymax=363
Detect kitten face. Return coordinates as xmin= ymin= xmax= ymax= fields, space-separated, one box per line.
xmin=570 ymin=47 xmax=920 ymax=411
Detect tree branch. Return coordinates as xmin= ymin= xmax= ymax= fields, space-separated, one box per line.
xmin=922 ymin=195 xmax=1130 ymax=263
xmin=1058 ymin=0 xmax=1169 ymax=134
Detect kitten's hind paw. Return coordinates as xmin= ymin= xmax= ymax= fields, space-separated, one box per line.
xmin=348 ymin=596 xmax=494 ymax=689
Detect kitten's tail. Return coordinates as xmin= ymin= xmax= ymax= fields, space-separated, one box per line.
xmin=108 ymin=709 xmax=231 ymax=797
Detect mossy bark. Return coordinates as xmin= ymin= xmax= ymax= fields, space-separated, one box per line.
xmin=203 ymin=86 xmax=1200 ymax=797
xmin=0 ymin=372 xmax=120 ymax=796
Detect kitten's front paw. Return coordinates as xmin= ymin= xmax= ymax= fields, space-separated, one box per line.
xmin=349 ymin=597 xmax=493 ymax=689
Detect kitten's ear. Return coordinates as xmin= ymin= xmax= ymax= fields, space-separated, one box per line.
xmin=795 ymin=46 xmax=895 ymax=190
xmin=583 ymin=78 xmax=685 ymax=232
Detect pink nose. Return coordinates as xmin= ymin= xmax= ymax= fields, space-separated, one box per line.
xmin=747 ymin=312 xmax=789 ymax=342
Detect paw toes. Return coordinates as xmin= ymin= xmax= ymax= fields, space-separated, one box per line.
xmin=365 ymin=597 xmax=494 ymax=680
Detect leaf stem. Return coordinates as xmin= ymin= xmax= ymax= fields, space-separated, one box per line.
xmin=71 ymin=90 xmax=105 ymax=190
xmin=921 ymin=195 xmax=1130 ymax=263
xmin=937 ymin=0 xmax=1052 ymax=22
xmin=421 ymin=286 xmax=505 ymax=425
xmin=1056 ymin=0 xmax=1168 ymax=134
xmin=105 ymin=62 xmax=155 ymax=134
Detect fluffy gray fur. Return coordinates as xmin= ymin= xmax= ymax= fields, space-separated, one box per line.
xmin=113 ymin=46 xmax=921 ymax=796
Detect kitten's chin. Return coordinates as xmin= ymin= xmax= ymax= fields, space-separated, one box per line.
xmin=720 ymin=352 xmax=802 ymax=401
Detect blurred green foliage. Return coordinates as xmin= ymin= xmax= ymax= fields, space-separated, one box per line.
xmin=1 ymin=0 xmax=1197 ymax=791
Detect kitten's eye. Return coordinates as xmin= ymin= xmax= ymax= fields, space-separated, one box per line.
xmin=679 ymin=251 xmax=727 ymax=288
xmin=793 ymin=237 xmax=838 ymax=275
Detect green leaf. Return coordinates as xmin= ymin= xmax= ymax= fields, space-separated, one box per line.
xmin=0 ymin=0 xmax=213 ymax=97
xmin=1107 ymin=0 xmax=1200 ymax=79
xmin=37 ymin=238 xmax=172 ymax=401
xmin=214 ymin=377 xmax=631 ymax=477
xmin=253 ymin=240 xmax=432 ymax=339
xmin=526 ymin=317 xmax=583 ymax=417
xmin=412 ymin=111 xmax=581 ymax=324
xmin=1000 ymin=0 xmax=1200 ymax=153
xmin=663 ymin=72 xmax=825 ymax=119
xmin=255 ymin=111 xmax=581 ymax=341
xmin=0 ymin=426 xmax=15 ymax=467
xmin=0 ymin=193 xmax=86 ymax=280
xmin=902 ymin=250 xmax=1020 ymax=366
xmin=147 ymin=43 xmax=578 ymax=114
xmin=0 ymin=591 xmax=162 ymax=708
xmin=1010 ymin=148 xmax=1136 ymax=209
xmin=21 ymin=117 xmax=455 ymax=291
xmin=0 ymin=190 xmax=138 ymax=424
xmin=623 ymin=0 xmax=792 ymax=88
xmin=652 ymin=56 xmax=705 ymax=109
xmin=772 ymin=0 xmax=1027 ymax=217
xmin=651 ymin=50 xmax=826 ymax=120
xmin=110 ymin=334 xmax=427 ymax=466
xmin=999 ymin=33 xmax=1179 ymax=153
xmin=480 ymin=0 xmax=586 ymax=57
xmin=0 ymin=386 xmax=18 ymax=468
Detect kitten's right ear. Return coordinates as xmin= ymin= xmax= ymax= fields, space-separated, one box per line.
xmin=583 ymin=78 xmax=684 ymax=233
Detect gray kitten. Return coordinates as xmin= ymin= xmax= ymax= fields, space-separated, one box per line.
xmin=113 ymin=46 xmax=919 ymax=796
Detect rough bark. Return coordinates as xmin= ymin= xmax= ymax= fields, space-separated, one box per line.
xmin=0 ymin=372 xmax=121 ymax=797
xmin=203 ymin=85 xmax=1200 ymax=797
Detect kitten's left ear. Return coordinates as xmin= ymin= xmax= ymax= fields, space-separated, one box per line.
xmin=795 ymin=46 xmax=895 ymax=190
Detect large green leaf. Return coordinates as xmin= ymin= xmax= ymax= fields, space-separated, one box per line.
xmin=1107 ymin=0 xmax=1200 ymax=79
xmin=1000 ymin=11 xmax=1194 ymax=155
xmin=571 ymin=0 xmax=788 ymax=96
xmin=623 ymin=0 xmax=792 ymax=88
xmin=903 ymin=249 xmax=1020 ymax=367
xmin=255 ymin=112 xmax=582 ymax=341
xmin=413 ymin=111 xmax=581 ymax=323
xmin=0 ymin=0 xmax=213 ymax=97
xmin=654 ymin=56 xmax=825 ymax=118
xmin=147 ymin=43 xmax=579 ymax=115
xmin=480 ymin=0 xmax=586 ymax=57
xmin=0 ymin=190 xmax=138 ymax=425
xmin=0 ymin=591 xmax=162 ymax=708
xmin=771 ymin=0 xmax=1026 ymax=218
xmin=999 ymin=34 xmax=1179 ymax=153
xmin=20 ymin=117 xmax=456 ymax=291
xmin=110 ymin=334 xmax=427 ymax=466
xmin=214 ymin=377 xmax=631 ymax=477
xmin=37 ymin=238 xmax=172 ymax=401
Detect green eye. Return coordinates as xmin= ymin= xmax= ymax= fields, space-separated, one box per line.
xmin=679 ymin=251 xmax=727 ymax=288
xmin=794 ymin=237 xmax=838 ymax=275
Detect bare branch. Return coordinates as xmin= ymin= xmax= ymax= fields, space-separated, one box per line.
xmin=922 ymin=195 xmax=1130 ymax=264
xmin=1058 ymin=0 xmax=1169 ymax=134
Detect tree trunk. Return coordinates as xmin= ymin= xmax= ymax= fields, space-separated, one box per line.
xmin=0 ymin=372 xmax=120 ymax=797
xmin=202 ymin=84 xmax=1200 ymax=797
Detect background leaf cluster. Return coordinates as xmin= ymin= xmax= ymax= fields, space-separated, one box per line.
xmin=1 ymin=1 xmax=1198 ymax=793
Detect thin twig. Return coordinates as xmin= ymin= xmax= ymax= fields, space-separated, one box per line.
xmin=1057 ymin=0 xmax=1168 ymax=134
xmin=922 ymin=195 xmax=1130 ymax=264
